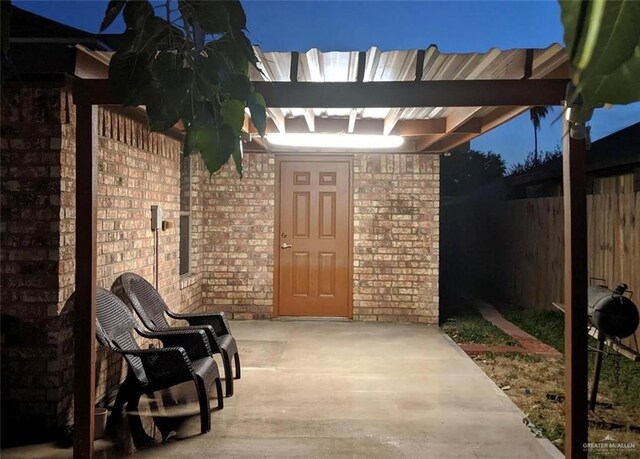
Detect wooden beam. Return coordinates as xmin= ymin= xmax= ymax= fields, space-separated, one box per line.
xmin=523 ymin=48 xmax=534 ymax=79
xmin=453 ymin=118 xmax=482 ymax=134
xmin=415 ymin=49 xmax=426 ymax=81
xmin=391 ymin=118 xmax=447 ymax=136
xmin=303 ymin=109 xmax=315 ymax=132
xmin=256 ymin=79 xmax=569 ymax=107
xmin=285 ymin=117 xmax=345 ymax=133
xmin=420 ymin=106 xmax=526 ymax=152
xmin=290 ymin=51 xmax=299 ymax=82
xmin=348 ymin=109 xmax=357 ymax=133
xmin=74 ymin=47 xmax=108 ymax=79
xmin=73 ymin=103 xmax=98 ymax=459
xmin=383 ymin=108 xmax=402 ymax=135
xmin=282 ymin=117 xmax=449 ymax=136
xmin=73 ymin=78 xmax=569 ymax=108
xmin=416 ymin=107 xmax=481 ymax=151
xmin=267 ymin=108 xmax=286 ymax=133
xmin=562 ymin=116 xmax=589 ymax=459
xmin=356 ymin=51 xmax=366 ymax=82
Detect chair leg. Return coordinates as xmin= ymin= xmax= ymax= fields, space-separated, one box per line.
xmin=149 ymin=392 xmax=175 ymax=444
xmin=127 ymin=391 xmax=155 ymax=449
xmin=221 ymin=350 xmax=234 ymax=397
xmin=194 ymin=377 xmax=212 ymax=434
xmin=215 ymin=377 xmax=224 ymax=410
xmin=105 ymin=378 xmax=133 ymax=437
xmin=234 ymin=352 xmax=241 ymax=380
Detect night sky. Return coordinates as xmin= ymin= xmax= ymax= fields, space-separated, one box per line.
xmin=13 ymin=0 xmax=640 ymax=165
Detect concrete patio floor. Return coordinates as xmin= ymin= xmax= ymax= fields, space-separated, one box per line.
xmin=136 ymin=320 xmax=561 ymax=458
xmin=3 ymin=320 xmax=563 ymax=458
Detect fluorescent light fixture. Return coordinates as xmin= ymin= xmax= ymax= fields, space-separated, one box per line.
xmin=265 ymin=133 xmax=404 ymax=149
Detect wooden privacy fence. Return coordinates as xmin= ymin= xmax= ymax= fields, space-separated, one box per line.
xmin=442 ymin=190 xmax=640 ymax=352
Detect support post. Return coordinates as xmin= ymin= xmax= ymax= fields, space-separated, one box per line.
xmin=589 ymin=332 xmax=606 ymax=412
xmin=562 ymin=115 xmax=589 ymax=458
xmin=73 ymin=103 xmax=98 ymax=458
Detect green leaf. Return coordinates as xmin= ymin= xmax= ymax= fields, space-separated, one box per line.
xmin=223 ymin=0 xmax=247 ymax=31
xmin=578 ymin=44 xmax=640 ymax=107
xmin=559 ymin=0 xmax=640 ymax=116
xmin=208 ymin=35 xmax=250 ymax=73
xmin=563 ymin=0 xmax=639 ymax=80
xmin=184 ymin=113 xmax=239 ymax=174
xmin=152 ymin=52 xmax=193 ymax=102
xmin=189 ymin=0 xmax=230 ymax=34
xmin=248 ymin=89 xmax=267 ymax=137
xmin=144 ymin=85 xmax=180 ymax=132
xmin=100 ymin=0 xmax=126 ymax=32
xmin=117 ymin=16 xmax=179 ymax=65
xmin=123 ymin=0 xmax=153 ymax=29
xmin=232 ymin=140 xmax=243 ymax=178
xmin=146 ymin=16 xmax=180 ymax=48
xmin=195 ymin=51 xmax=223 ymax=97
xmin=202 ymin=123 xmax=237 ymax=173
xmin=214 ymin=32 xmax=260 ymax=73
xmin=236 ymin=32 xmax=259 ymax=70
xmin=221 ymin=99 xmax=245 ymax=135
xmin=221 ymin=73 xmax=252 ymax=101
xmin=103 ymin=0 xmax=253 ymax=178
xmin=108 ymin=50 xmax=153 ymax=105
xmin=195 ymin=74 xmax=220 ymax=101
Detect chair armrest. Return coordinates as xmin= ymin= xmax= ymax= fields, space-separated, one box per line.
xmin=167 ymin=310 xmax=232 ymax=336
xmin=137 ymin=328 xmax=212 ymax=360
xmin=123 ymin=347 xmax=195 ymax=384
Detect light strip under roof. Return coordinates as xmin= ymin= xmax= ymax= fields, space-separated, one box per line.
xmin=265 ymin=133 xmax=404 ymax=149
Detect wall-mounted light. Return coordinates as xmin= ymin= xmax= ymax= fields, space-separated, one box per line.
xmin=265 ymin=133 xmax=404 ymax=149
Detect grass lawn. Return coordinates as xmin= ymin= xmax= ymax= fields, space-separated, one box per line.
xmin=442 ymin=300 xmax=640 ymax=456
xmin=440 ymin=302 xmax=516 ymax=346
xmin=500 ymin=305 xmax=640 ymax=417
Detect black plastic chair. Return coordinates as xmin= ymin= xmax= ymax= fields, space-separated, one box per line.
xmin=94 ymin=287 xmax=223 ymax=443
xmin=112 ymin=272 xmax=241 ymax=397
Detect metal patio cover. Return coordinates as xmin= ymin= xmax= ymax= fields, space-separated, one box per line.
xmin=70 ymin=42 xmax=591 ymax=459
xmin=82 ymin=43 xmax=569 ymax=153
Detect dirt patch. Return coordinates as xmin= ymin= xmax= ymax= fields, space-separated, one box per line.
xmin=473 ymin=352 xmax=640 ymax=456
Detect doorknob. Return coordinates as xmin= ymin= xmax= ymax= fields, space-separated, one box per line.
xmin=280 ymin=243 xmax=293 ymax=249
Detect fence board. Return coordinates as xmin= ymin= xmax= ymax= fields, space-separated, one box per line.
xmin=442 ymin=192 xmax=640 ymax=352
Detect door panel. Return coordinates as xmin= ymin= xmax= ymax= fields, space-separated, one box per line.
xmin=278 ymin=159 xmax=351 ymax=317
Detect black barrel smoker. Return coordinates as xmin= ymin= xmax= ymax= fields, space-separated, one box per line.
xmin=587 ymin=282 xmax=639 ymax=411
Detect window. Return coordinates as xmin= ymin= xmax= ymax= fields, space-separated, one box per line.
xmin=179 ymin=156 xmax=192 ymax=276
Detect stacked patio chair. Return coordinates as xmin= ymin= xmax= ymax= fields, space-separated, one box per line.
xmin=112 ymin=272 xmax=241 ymax=397
xmin=94 ymin=287 xmax=223 ymax=443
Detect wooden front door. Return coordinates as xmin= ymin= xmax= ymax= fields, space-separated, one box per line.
xmin=276 ymin=158 xmax=352 ymax=317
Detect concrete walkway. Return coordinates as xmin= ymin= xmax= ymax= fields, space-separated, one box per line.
xmin=133 ymin=320 xmax=561 ymax=458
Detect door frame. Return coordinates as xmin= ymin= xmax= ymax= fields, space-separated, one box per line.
xmin=273 ymin=154 xmax=354 ymax=319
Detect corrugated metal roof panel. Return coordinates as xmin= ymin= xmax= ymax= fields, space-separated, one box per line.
xmin=87 ymin=43 xmax=568 ymax=152
xmin=252 ymin=44 xmax=567 ymax=125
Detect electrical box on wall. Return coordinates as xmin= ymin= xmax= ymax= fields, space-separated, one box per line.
xmin=151 ymin=205 xmax=163 ymax=230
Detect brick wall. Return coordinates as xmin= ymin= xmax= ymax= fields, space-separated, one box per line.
xmin=196 ymin=152 xmax=440 ymax=324
xmin=57 ymin=91 xmax=186 ymax=426
xmin=353 ymin=154 xmax=440 ymax=323
xmin=2 ymin=85 xmax=440 ymax=445
xmin=1 ymin=85 xmax=192 ymax=444
xmin=200 ymin=153 xmax=276 ymax=319
xmin=1 ymin=85 xmax=65 ymax=444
